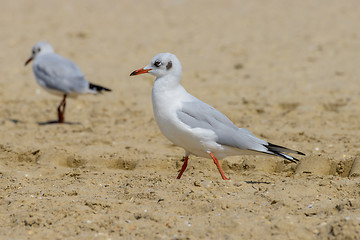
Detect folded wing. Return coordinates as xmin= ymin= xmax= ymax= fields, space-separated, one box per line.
xmin=177 ymin=100 xmax=304 ymax=162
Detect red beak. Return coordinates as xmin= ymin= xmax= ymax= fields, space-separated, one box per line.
xmin=25 ymin=57 xmax=33 ymax=66
xmin=130 ymin=68 xmax=151 ymax=76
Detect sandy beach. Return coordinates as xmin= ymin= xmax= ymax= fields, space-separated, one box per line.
xmin=1 ymin=0 xmax=360 ymax=239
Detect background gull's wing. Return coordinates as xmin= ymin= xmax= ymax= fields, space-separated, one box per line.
xmin=34 ymin=54 xmax=89 ymax=93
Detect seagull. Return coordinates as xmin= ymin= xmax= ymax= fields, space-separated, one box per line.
xmin=25 ymin=41 xmax=111 ymax=123
xmin=130 ymin=53 xmax=305 ymax=180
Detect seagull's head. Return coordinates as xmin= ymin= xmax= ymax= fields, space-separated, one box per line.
xmin=25 ymin=41 xmax=55 ymax=66
xmin=130 ymin=53 xmax=182 ymax=79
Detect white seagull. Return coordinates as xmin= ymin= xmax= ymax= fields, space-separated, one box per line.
xmin=25 ymin=41 xmax=111 ymax=123
xmin=130 ymin=53 xmax=304 ymax=180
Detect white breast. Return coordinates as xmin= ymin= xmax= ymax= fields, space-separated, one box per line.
xmin=151 ymin=80 xmax=223 ymax=159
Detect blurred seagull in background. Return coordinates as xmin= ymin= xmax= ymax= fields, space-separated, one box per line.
xmin=130 ymin=53 xmax=304 ymax=180
xmin=25 ymin=41 xmax=111 ymax=123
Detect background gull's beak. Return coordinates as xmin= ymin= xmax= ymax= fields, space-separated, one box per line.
xmin=25 ymin=56 xmax=33 ymax=66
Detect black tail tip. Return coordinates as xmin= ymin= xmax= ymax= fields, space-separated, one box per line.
xmin=89 ymin=83 xmax=111 ymax=92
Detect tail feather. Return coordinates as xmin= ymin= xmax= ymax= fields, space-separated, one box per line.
xmin=264 ymin=142 xmax=305 ymax=163
xmin=89 ymin=83 xmax=111 ymax=92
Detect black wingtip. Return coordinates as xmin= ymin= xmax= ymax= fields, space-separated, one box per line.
xmin=286 ymin=155 xmax=299 ymax=163
xmin=276 ymin=151 xmax=299 ymax=163
xmin=265 ymin=142 xmax=305 ymax=163
xmin=267 ymin=142 xmax=305 ymax=156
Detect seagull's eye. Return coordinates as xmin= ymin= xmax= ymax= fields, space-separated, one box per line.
xmin=33 ymin=48 xmax=40 ymax=54
xmin=154 ymin=60 xmax=162 ymax=67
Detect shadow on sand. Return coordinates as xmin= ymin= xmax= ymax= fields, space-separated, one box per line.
xmin=244 ymin=181 xmax=271 ymax=184
xmin=37 ymin=120 xmax=81 ymax=126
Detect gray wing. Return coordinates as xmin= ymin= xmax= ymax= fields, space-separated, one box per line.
xmin=33 ymin=54 xmax=89 ymax=93
xmin=177 ymin=101 xmax=268 ymax=150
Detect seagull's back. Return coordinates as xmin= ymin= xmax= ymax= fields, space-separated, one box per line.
xmin=33 ymin=52 xmax=90 ymax=95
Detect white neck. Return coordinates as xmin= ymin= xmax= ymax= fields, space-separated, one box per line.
xmin=151 ymin=74 xmax=188 ymax=111
xmin=153 ymin=74 xmax=181 ymax=93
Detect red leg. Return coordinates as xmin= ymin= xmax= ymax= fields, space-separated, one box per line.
xmin=177 ymin=156 xmax=189 ymax=179
xmin=57 ymin=94 xmax=67 ymax=123
xmin=208 ymin=152 xmax=229 ymax=180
